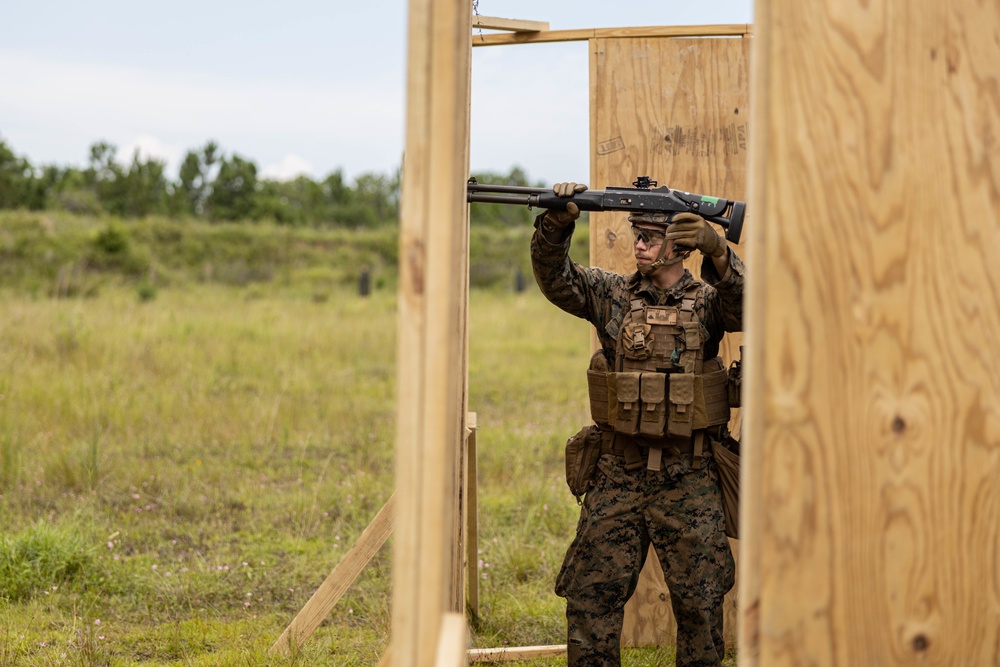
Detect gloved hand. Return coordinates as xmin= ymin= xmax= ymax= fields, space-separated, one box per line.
xmin=664 ymin=212 xmax=727 ymax=258
xmin=542 ymin=182 xmax=587 ymax=231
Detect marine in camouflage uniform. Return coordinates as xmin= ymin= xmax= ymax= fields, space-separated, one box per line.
xmin=531 ymin=182 xmax=745 ymax=667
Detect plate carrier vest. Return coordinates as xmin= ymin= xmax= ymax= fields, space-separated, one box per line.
xmin=587 ymin=282 xmax=730 ymax=470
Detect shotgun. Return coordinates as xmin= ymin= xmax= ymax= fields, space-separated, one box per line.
xmin=466 ymin=175 xmax=745 ymax=244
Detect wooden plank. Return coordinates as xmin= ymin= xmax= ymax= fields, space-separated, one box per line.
xmin=465 ymin=412 xmax=480 ymax=618
xmin=393 ymin=0 xmax=472 ymax=665
xmin=434 ymin=613 xmax=468 ymax=667
xmin=473 ymin=24 xmax=750 ymax=47
xmin=468 ymin=644 xmax=568 ymax=662
xmin=472 ymin=15 xmax=548 ymax=32
xmin=589 ymin=35 xmax=751 ymax=650
xmin=449 ymin=31 xmax=474 ymax=618
xmin=743 ymin=0 xmax=1000 ymax=665
xmin=269 ymin=495 xmax=397 ymax=655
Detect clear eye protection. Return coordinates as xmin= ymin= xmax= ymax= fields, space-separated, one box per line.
xmin=630 ymin=225 xmax=667 ymax=246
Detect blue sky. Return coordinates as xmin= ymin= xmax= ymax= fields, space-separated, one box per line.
xmin=1 ymin=1 xmax=753 ymax=186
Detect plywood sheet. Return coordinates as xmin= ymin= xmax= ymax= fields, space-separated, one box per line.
xmin=743 ymin=1 xmax=1000 ymax=665
xmin=588 ymin=35 xmax=751 ymax=650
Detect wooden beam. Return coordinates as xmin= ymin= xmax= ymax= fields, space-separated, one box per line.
xmin=472 ymin=15 xmax=548 ymax=32
xmin=465 ymin=412 xmax=480 ymax=619
xmin=472 ymin=24 xmax=751 ymax=47
xmin=393 ymin=0 xmax=472 ymax=665
xmin=269 ymin=495 xmax=397 ymax=655
xmin=468 ymin=644 xmax=568 ymax=662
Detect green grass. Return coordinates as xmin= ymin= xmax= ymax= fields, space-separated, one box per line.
xmin=0 ymin=214 xmax=731 ymax=666
xmin=0 ymin=283 xmax=587 ymax=666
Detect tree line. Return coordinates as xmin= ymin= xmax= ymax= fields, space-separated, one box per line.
xmin=0 ymin=137 xmax=542 ymax=228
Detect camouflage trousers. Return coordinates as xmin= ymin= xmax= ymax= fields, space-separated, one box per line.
xmin=555 ymin=452 xmax=735 ymax=667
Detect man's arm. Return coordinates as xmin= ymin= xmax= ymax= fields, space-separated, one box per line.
xmin=707 ymin=246 xmax=731 ymax=281
xmin=701 ymin=248 xmax=745 ymax=333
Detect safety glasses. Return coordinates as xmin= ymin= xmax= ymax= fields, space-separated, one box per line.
xmin=630 ymin=225 xmax=667 ymax=246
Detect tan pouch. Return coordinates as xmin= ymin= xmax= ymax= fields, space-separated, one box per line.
xmin=606 ymin=372 xmax=618 ymax=426
xmin=639 ymin=372 xmax=667 ymax=437
xmin=564 ymin=425 xmax=603 ymax=501
xmin=702 ymin=367 xmax=731 ymax=426
xmin=667 ymin=372 xmax=695 ymax=438
xmin=588 ymin=369 xmax=609 ymax=425
xmin=613 ymin=372 xmax=641 ymax=435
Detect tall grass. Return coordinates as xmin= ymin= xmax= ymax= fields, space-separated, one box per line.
xmin=0 ymin=282 xmax=602 ymax=666
xmin=0 ymin=257 xmax=733 ymax=664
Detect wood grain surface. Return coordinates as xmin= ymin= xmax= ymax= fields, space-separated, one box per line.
xmin=588 ymin=35 xmax=751 ymax=649
xmin=742 ymin=1 xmax=1000 ymax=665
xmin=392 ymin=1 xmax=472 ymax=665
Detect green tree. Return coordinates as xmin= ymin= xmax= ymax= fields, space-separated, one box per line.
xmin=350 ymin=170 xmax=399 ymax=226
xmin=86 ymin=141 xmax=129 ymax=215
xmin=207 ymin=153 xmax=258 ymax=221
xmin=46 ymin=165 xmax=102 ymax=214
xmin=323 ymin=169 xmax=351 ymax=206
xmin=0 ymin=139 xmax=45 ymax=210
xmin=120 ymin=151 xmax=169 ymax=217
xmin=82 ymin=142 xmax=169 ymax=217
xmin=254 ymin=175 xmax=328 ymax=225
xmin=176 ymin=141 xmax=220 ymax=216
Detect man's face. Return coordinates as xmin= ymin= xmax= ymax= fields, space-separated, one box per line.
xmin=631 ymin=224 xmax=671 ymax=269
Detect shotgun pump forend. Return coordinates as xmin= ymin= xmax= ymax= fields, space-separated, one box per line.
xmin=466 ymin=175 xmax=745 ymax=244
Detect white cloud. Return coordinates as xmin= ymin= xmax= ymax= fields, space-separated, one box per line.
xmin=261 ymin=154 xmax=315 ymax=181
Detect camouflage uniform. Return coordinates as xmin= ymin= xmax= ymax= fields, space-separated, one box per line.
xmin=531 ymin=216 xmax=744 ymax=667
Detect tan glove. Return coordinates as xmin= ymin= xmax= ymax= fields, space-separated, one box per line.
xmin=542 ymin=182 xmax=587 ymax=231
xmin=664 ymin=212 xmax=727 ymax=258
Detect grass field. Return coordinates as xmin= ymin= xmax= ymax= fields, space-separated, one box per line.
xmin=0 ymin=282 xmax=594 ymax=666
xmin=0 ymin=218 xmax=735 ymax=665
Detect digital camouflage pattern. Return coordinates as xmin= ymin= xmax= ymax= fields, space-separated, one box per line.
xmin=531 ymin=216 xmax=745 ymax=667
xmin=556 ymin=454 xmax=735 ymax=666
xmin=530 ymin=218 xmax=745 ymax=370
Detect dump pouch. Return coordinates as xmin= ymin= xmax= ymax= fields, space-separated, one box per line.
xmin=711 ymin=436 xmax=741 ymax=539
xmin=639 ymin=372 xmax=667 ymax=437
xmin=667 ymin=372 xmax=695 ymax=438
xmin=564 ymin=425 xmax=603 ymax=501
xmin=613 ymin=372 xmax=642 ymax=435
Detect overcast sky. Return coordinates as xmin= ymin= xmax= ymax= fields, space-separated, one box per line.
xmin=1 ymin=1 xmax=753 ymax=186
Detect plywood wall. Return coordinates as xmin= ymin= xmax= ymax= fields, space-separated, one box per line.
xmin=742 ymin=1 xmax=1000 ymax=665
xmin=588 ymin=34 xmax=751 ymax=649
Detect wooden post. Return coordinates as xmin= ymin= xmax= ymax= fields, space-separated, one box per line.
xmin=742 ymin=1 xmax=1000 ymax=665
xmin=434 ymin=613 xmax=469 ymax=667
xmin=392 ymin=0 xmax=472 ymax=665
